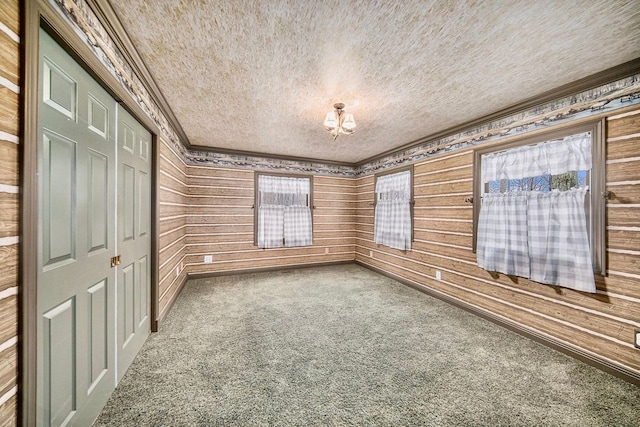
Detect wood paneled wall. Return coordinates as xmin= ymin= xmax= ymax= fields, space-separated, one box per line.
xmin=355 ymin=107 xmax=640 ymax=376
xmin=184 ymin=165 xmax=355 ymax=275
xmin=158 ymin=140 xmax=189 ymax=320
xmin=3 ymin=0 xmax=638 ymax=424
xmin=0 ymin=0 xmax=19 ymax=424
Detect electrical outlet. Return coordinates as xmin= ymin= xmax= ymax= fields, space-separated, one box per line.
xmin=635 ymin=328 xmax=640 ymax=349
xmin=435 ymin=270 xmax=442 ymax=281
xmin=325 ymin=247 xmax=329 ymax=254
xmin=204 ymin=255 xmax=213 ymax=264
xmin=369 ymin=251 xmax=373 ymax=257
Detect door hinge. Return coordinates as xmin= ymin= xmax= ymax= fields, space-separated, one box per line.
xmin=110 ymin=255 xmax=121 ymax=268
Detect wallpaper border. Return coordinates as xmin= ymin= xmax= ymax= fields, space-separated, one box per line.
xmin=52 ymin=0 xmax=640 ymax=178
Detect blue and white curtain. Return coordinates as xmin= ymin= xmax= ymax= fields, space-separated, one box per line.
xmin=477 ymin=132 xmax=595 ymax=293
xmin=257 ymin=175 xmax=312 ymax=248
xmin=374 ymin=170 xmax=412 ymax=250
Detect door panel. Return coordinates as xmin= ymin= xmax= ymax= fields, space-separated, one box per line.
xmin=88 ymin=150 xmax=109 ymax=253
xmin=138 ymin=171 xmax=149 ymax=237
xmin=42 ymin=59 xmax=76 ymax=120
xmin=88 ymin=279 xmax=108 ymax=389
xmin=120 ymin=262 xmax=135 ymax=348
xmin=42 ymin=298 xmax=76 ymax=427
xmin=139 ymin=255 xmax=149 ymax=324
xmin=42 ymin=131 xmax=76 ymax=268
xmin=116 ymin=106 xmax=151 ymax=380
xmin=122 ymin=164 xmax=135 ymax=241
xmin=88 ymin=95 xmax=108 ymax=138
xmin=122 ymin=124 xmax=135 ymax=153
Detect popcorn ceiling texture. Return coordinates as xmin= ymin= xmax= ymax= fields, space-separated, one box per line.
xmin=187 ymin=81 xmax=640 ymax=177
xmin=52 ymin=0 xmax=640 ymax=175
xmin=109 ymin=0 xmax=640 ymax=163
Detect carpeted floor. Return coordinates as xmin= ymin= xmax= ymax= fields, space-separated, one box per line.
xmin=94 ymin=264 xmax=640 ymax=426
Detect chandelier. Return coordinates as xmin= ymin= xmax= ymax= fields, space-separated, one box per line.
xmin=323 ymin=103 xmax=356 ymax=140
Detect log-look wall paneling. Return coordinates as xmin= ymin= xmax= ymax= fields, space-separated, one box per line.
xmin=0 ymin=0 xmax=19 ymax=424
xmin=355 ymin=107 xmax=640 ymax=379
xmin=184 ymin=165 xmax=355 ymax=276
xmin=604 ymin=109 xmax=640 ymax=300
xmin=158 ymin=139 xmax=189 ymax=321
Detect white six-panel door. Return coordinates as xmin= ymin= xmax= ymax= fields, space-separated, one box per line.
xmin=116 ymin=106 xmax=152 ymax=381
xmin=37 ymin=29 xmax=151 ymax=426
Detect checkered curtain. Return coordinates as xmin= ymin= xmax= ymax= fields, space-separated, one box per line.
xmin=482 ymin=132 xmax=591 ymax=182
xmin=528 ymin=188 xmax=594 ymax=292
xmin=477 ymin=132 xmax=595 ymax=293
xmin=374 ymin=170 xmax=412 ymax=250
xmin=284 ymin=206 xmax=313 ymax=247
xmin=257 ymin=175 xmax=312 ymax=248
xmin=257 ymin=205 xmax=284 ymax=248
xmin=477 ymin=193 xmax=530 ymax=278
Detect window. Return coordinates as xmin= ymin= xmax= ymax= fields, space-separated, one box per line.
xmin=472 ymin=120 xmax=605 ymax=293
xmin=254 ymin=173 xmax=313 ymax=248
xmin=374 ymin=166 xmax=414 ymax=250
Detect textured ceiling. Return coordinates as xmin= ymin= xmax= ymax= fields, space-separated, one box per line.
xmin=108 ymin=0 xmax=640 ymax=163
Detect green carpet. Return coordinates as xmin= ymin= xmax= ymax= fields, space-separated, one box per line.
xmin=94 ymin=264 xmax=640 ymax=426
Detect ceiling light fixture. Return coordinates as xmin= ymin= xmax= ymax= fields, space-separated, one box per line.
xmin=323 ymin=103 xmax=356 ymax=140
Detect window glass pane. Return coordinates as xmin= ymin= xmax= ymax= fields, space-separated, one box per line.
xmin=259 ymin=191 xmax=307 ymax=206
xmin=488 ymin=180 xmax=502 ymax=193
xmin=486 ymin=172 xmax=588 ymax=194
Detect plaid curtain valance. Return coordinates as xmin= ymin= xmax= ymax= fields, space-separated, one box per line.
xmin=482 ymin=132 xmax=591 ymax=183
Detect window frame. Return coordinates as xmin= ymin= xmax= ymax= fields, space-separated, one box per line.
xmin=373 ymin=165 xmax=415 ymax=246
xmin=472 ymin=119 xmax=606 ymax=275
xmin=253 ymin=171 xmax=314 ymax=247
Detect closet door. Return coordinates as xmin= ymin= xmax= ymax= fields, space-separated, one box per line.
xmin=37 ymin=29 xmax=153 ymax=426
xmin=116 ymin=105 xmax=151 ymax=381
xmin=37 ymin=29 xmax=116 ymax=426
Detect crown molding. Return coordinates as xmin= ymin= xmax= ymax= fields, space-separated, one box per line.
xmin=85 ymin=0 xmax=191 ymax=145
xmin=356 ymin=57 xmax=640 ymax=166
xmin=187 ymin=144 xmax=356 ymax=168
